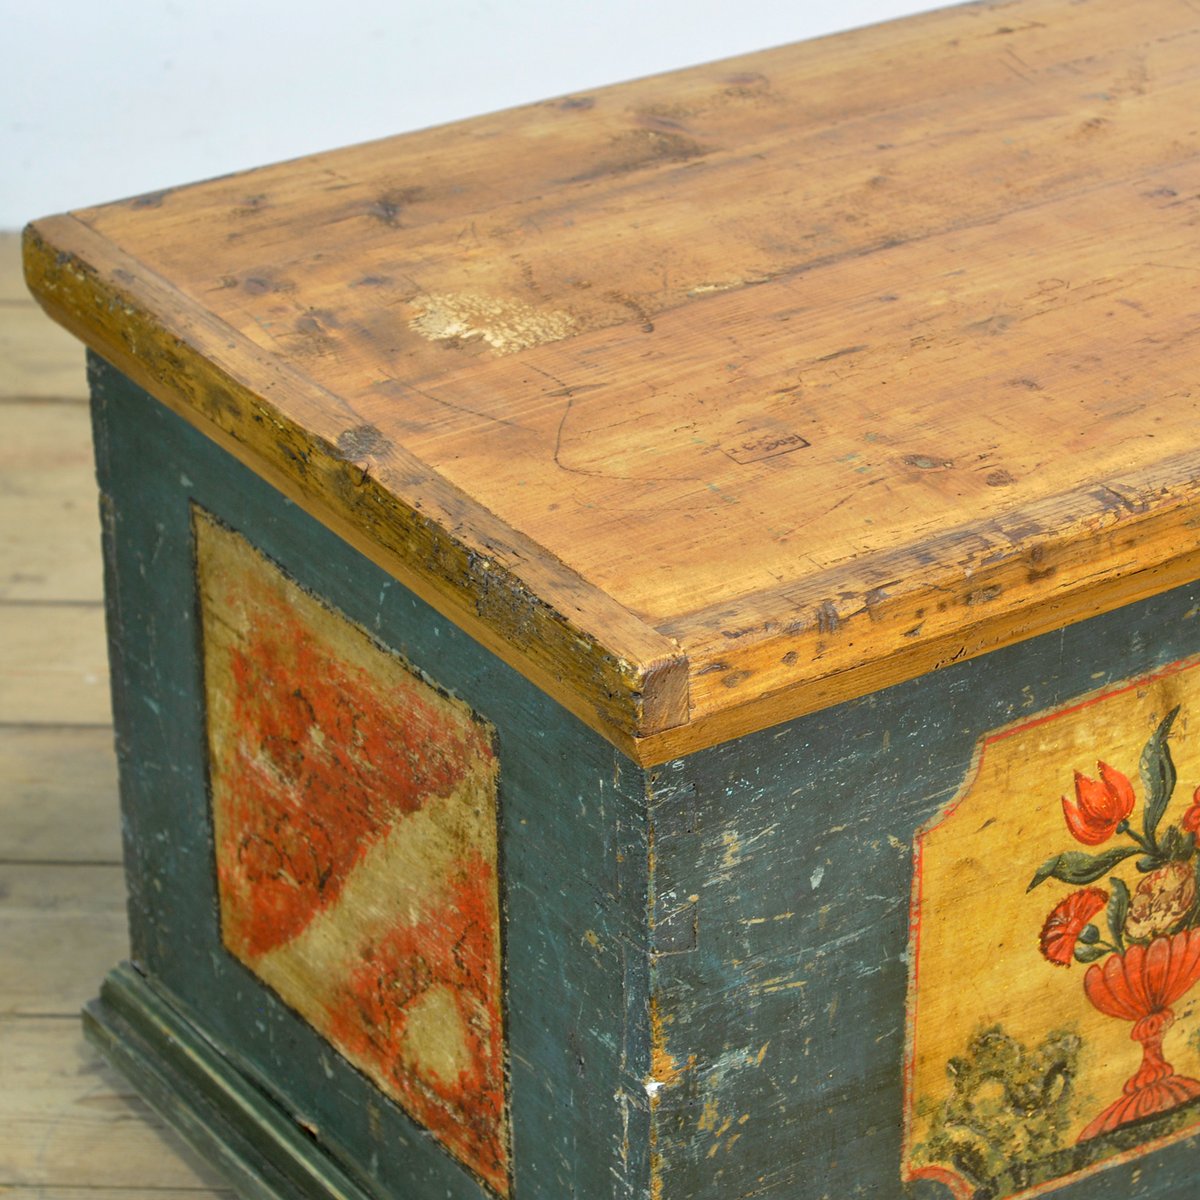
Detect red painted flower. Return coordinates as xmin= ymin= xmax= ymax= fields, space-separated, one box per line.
xmin=1062 ymin=763 xmax=1135 ymax=845
xmin=1039 ymin=887 xmax=1108 ymax=966
xmin=1181 ymin=787 xmax=1200 ymax=836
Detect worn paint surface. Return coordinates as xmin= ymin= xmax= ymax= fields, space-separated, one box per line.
xmin=92 ymin=359 xmax=653 ymax=1200
xmin=907 ymin=660 xmax=1200 ymax=1199
xmin=646 ymin=598 xmax=1200 ymax=1199
xmin=196 ymin=512 xmax=508 ymax=1194
xmin=91 ymin=356 xmax=1200 ymax=1200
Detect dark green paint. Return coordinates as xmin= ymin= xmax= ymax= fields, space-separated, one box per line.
xmin=648 ymin=582 xmax=1200 ymax=1200
xmin=88 ymin=353 xmax=1200 ymax=1199
xmin=86 ymin=964 xmax=376 ymax=1200
xmin=90 ymin=355 xmax=652 ymax=1200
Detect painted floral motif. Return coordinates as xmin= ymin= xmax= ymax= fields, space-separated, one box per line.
xmin=905 ymin=672 xmax=1200 ymax=1200
xmin=1061 ymin=763 xmax=1136 ymax=845
xmin=1029 ymin=707 xmax=1200 ymax=1142
xmin=1181 ymin=789 xmax=1200 ymax=835
xmin=1038 ymin=888 xmax=1107 ymax=966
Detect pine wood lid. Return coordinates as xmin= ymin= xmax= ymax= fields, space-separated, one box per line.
xmin=24 ymin=0 xmax=1200 ymax=764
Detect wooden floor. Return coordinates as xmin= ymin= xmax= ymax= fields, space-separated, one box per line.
xmin=0 ymin=231 xmax=233 ymax=1198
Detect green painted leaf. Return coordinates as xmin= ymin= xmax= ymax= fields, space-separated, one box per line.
xmin=1106 ymin=877 xmax=1130 ymax=950
xmin=1028 ymin=856 xmax=1060 ymax=891
xmin=1078 ymin=923 xmax=1100 ymax=944
xmin=1162 ymin=825 xmax=1186 ymax=861
xmin=1141 ymin=706 xmax=1180 ymax=843
xmin=1027 ymin=845 xmax=1140 ymax=890
xmin=1074 ymin=943 xmax=1107 ymax=964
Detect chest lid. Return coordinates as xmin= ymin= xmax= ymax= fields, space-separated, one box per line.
xmin=24 ymin=0 xmax=1200 ymax=765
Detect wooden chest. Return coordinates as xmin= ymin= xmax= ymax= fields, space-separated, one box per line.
xmin=23 ymin=1 xmax=1200 ymax=1197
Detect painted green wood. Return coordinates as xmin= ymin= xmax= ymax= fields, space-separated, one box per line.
xmin=90 ymin=354 xmax=653 ymax=1200
xmin=648 ymin=586 xmax=1200 ymax=1200
xmin=85 ymin=964 xmax=376 ymax=1200
xmin=88 ymin=353 xmax=1200 ymax=1200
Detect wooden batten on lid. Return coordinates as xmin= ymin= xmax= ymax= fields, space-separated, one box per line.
xmin=24 ymin=0 xmax=1200 ymax=765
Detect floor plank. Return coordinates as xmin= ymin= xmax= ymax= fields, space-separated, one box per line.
xmin=0 ymin=1190 xmax=231 ymax=1198
xmin=0 ymin=232 xmax=86 ymax=399
xmin=0 ymin=231 xmax=30 ymax=304
xmin=0 ymin=1017 xmax=235 ymax=1192
xmin=0 ymin=603 xmax=110 ymax=725
xmin=0 ymin=304 xmax=87 ymax=400
xmin=2 ymin=400 xmax=96 ymax=488
xmin=0 ymin=229 xmax=235 ymax=1196
xmin=0 ymin=496 xmax=104 ymax=601
xmin=0 ymin=400 xmax=103 ymax=601
xmin=0 ymin=1189 xmax=231 ymax=1198
xmin=0 ymin=727 xmax=121 ymax=863
xmin=0 ymin=864 xmax=127 ymax=1017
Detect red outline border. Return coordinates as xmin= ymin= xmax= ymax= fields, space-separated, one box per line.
xmin=901 ymin=652 xmax=1200 ymax=1198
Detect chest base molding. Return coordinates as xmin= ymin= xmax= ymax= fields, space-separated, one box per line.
xmin=84 ymin=964 xmax=377 ymax=1200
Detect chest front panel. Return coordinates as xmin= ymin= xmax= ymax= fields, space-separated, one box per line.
xmin=649 ymin=590 xmax=1200 ymax=1200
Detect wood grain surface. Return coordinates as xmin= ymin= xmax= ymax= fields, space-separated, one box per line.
xmin=0 ymin=232 xmax=234 ymax=1196
xmin=23 ymin=0 xmax=1200 ymax=762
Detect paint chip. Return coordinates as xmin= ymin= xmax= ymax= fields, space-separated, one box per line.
xmin=410 ymin=292 xmax=577 ymax=355
xmin=810 ymin=866 xmax=825 ymax=890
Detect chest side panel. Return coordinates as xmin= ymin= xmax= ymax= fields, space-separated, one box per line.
xmin=90 ymin=354 xmax=654 ymax=1200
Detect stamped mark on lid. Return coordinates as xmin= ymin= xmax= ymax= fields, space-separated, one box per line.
xmin=723 ymin=431 xmax=811 ymax=464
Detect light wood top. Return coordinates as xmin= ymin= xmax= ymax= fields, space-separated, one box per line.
xmin=24 ymin=0 xmax=1200 ymax=763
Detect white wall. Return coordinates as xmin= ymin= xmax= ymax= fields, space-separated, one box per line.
xmin=2 ymin=0 xmax=948 ymax=229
